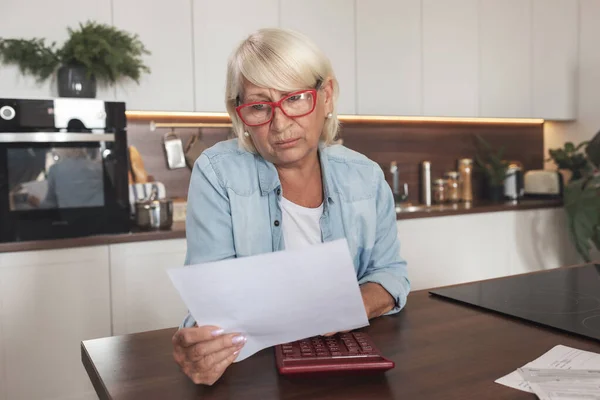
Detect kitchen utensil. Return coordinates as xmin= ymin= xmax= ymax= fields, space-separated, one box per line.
xmin=134 ymin=186 xmax=173 ymax=230
xmin=163 ymin=130 xmax=186 ymax=169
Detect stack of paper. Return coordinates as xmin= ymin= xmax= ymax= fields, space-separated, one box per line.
xmin=496 ymin=345 xmax=600 ymax=400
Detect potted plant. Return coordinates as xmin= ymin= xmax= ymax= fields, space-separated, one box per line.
xmin=474 ymin=135 xmax=509 ymax=203
xmin=562 ymin=130 xmax=600 ymax=262
xmin=547 ymin=140 xmax=591 ymax=183
xmin=0 ymin=21 xmax=150 ymax=98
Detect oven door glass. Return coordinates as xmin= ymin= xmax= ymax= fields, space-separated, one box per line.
xmin=0 ymin=131 xmax=130 ymax=242
xmin=8 ymin=146 xmax=105 ymax=211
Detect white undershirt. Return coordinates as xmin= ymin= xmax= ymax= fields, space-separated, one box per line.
xmin=280 ymin=196 xmax=323 ymax=250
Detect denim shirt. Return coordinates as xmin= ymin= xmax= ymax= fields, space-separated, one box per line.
xmin=181 ymin=139 xmax=410 ymax=328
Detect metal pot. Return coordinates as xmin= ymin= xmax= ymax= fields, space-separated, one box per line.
xmin=134 ymin=187 xmax=173 ymax=230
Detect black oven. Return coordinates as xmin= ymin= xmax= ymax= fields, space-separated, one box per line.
xmin=0 ymin=98 xmax=130 ymax=243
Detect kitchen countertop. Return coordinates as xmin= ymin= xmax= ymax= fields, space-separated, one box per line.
xmin=395 ymin=198 xmax=563 ymax=220
xmin=0 ymin=199 xmax=562 ymax=253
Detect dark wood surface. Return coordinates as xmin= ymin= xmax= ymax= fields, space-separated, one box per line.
xmin=81 ymin=266 xmax=600 ymax=400
xmin=0 ymin=222 xmax=186 ymax=253
xmin=0 ymin=200 xmax=560 ymax=253
xmin=126 ymin=119 xmax=543 ymax=204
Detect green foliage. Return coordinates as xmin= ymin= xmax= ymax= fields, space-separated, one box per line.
xmin=561 ymin=130 xmax=600 ymax=262
xmin=0 ymin=38 xmax=60 ymax=82
xmin=0 ymin=21 xmax=150 ymax=85
xmin=474 ymin=135 xmax=510 ymax=186
xmin=547 ymin=140 xmax=591 ymax=181
xmin=564 ymin=175 xmax=600 ymax=261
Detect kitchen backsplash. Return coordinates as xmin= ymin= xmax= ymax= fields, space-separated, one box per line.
xmin=126 ymin=120 xmax=543 ymax=204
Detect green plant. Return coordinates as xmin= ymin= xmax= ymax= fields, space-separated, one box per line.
xmin=547 ymin=140 xmax=592 ymax=181
xmin=0 ymin=21 xmax=150 ymax=85
xmin=474 ymin=135 xmax=509 ymax=187
xmin=563 ymin=130 xmax=600 ymax=262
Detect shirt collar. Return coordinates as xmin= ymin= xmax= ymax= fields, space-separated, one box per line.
xmin=256 ymin=142 xmax=335 ymax=207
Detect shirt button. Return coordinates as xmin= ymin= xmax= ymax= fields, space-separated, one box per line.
xmin=276 ymin=188 xmax=281 ymax=195
xmin=274 ymin=220 xmax=280 ymax=227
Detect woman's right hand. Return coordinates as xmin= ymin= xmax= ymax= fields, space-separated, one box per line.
xmin=172 ymin=325 xmax=247 ymax=385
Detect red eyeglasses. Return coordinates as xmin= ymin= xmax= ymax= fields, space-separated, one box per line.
xmin=235 ymin=89 xmax=318 ymax=127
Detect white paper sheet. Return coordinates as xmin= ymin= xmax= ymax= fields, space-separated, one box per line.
xmin=518 ymin=368 xmax=600 ymax=400
xmin=528 ymin=381 xmax=600 ymax=400
xmin=495 ymin=345 xmax=600 ymax=393
xmin=167 ymin=238 xmax=369 ymax=362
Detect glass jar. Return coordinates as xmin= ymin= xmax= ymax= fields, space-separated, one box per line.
xmin=432 ymin=178 xmax=447 ymax=204
xmin=458 ymin=158 xmax=473 ymax=202
xmin=444 ymin=171 xmax=460 ymax=203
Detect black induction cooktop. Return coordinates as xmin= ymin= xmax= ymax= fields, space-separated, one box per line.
xmin=429 ymin=264 xmax=600 ymax=341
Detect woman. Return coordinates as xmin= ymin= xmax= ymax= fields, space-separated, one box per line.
xmin=172 ymin=27 xmax=410 ymax=385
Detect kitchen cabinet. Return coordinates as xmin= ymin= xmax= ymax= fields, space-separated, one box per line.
xmin=508 ymin=208 xmax=579 ymax=276
xmin=193 ymin=0 xmax=279 ymax=112
xmin=280 ymin=0 xmax=356 ymax=115
xmin=356 ymin=0 xmax=422 ymax=116
xmin=0 ymin=0 xmax=113 ymax=101
xmin=109 ymin=239 xmax=188 ymax=335
xmin=479 ymin=0 xmax=532 ymax=118
xmin=0 ymin=245 xmax=111 ymax=400
xmin=422 ymin=0 xmax=479 ymax=117
xmin=532 ymin=0 xmax=578 ymax=120
xmin=398 ymin=208 xmax=579 ymax=291
xmin=113 ymin=0 xmax=194 ymax=111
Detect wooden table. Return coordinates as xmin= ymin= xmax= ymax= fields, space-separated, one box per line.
xmin=81 ymin=270 xmax=600 ymax=400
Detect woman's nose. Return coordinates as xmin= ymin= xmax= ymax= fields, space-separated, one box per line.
xmin=271 ymin=106 xmax=292 ymax=132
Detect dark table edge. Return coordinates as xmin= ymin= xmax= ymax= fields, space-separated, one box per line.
xmin=1 ymin=200 xmax=561 ymax=254
xmin=81 ymin=341 xmax=111 ymax=400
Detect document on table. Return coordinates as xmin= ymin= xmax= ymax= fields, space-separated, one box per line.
xmin=495 ymin=345 xmax=600 ymax=398
xmin=518 ymin=368 xmax=600 ymax=400
xmin=167 ymin=239 xmax=369 ymax=362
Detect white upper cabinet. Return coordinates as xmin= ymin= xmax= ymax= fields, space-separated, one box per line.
xmin=281 ymin=0 xmax=356 ymax=115
xmin=532 ymin=0 xmax=578 ymax=120
xmin=422 ymin=0 xmax=479 ymax=117
xmin=193 ymin=0 xmax=279 ymax=112
xmin=479 ymin=0 xmax=532 ymax=118
xmin=356 ymin=0 xmax=422 ymax=116
xmin=0 ymin=0 xmax=113 ymax=100
xmin=113 ymin=0 xmax=194 ymax=111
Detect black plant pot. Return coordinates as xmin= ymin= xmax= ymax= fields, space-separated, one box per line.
xmin=57 ymin=64 xmax=97 ymax=98
xmin=488 ymin=185 xmax=505 ymax=203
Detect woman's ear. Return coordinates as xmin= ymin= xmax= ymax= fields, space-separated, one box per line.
xmin=322 ymin=78 xmax=334 ymax=113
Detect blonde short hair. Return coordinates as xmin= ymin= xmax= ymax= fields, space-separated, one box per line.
xmin=225 ymin=28 xmax=340 ymax=153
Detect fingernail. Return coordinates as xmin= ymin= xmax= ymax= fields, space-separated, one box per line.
xmin=233 ymin=349 xmax=241 ymax=355
xmin=232 ymin=335 xmax=247 ymax=345
xmin=211 ymin=328 xmax=224 ymax=336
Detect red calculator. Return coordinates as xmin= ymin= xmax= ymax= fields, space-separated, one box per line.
xmin=275 ymin=332 xmax=395 ymax=375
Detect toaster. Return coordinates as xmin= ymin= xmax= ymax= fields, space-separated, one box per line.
xmin=523 ymin=170 xmax=563 ymax=198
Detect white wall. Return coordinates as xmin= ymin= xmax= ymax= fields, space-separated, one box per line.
xmin=545 ymin=0 xmax=600 ymax=168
